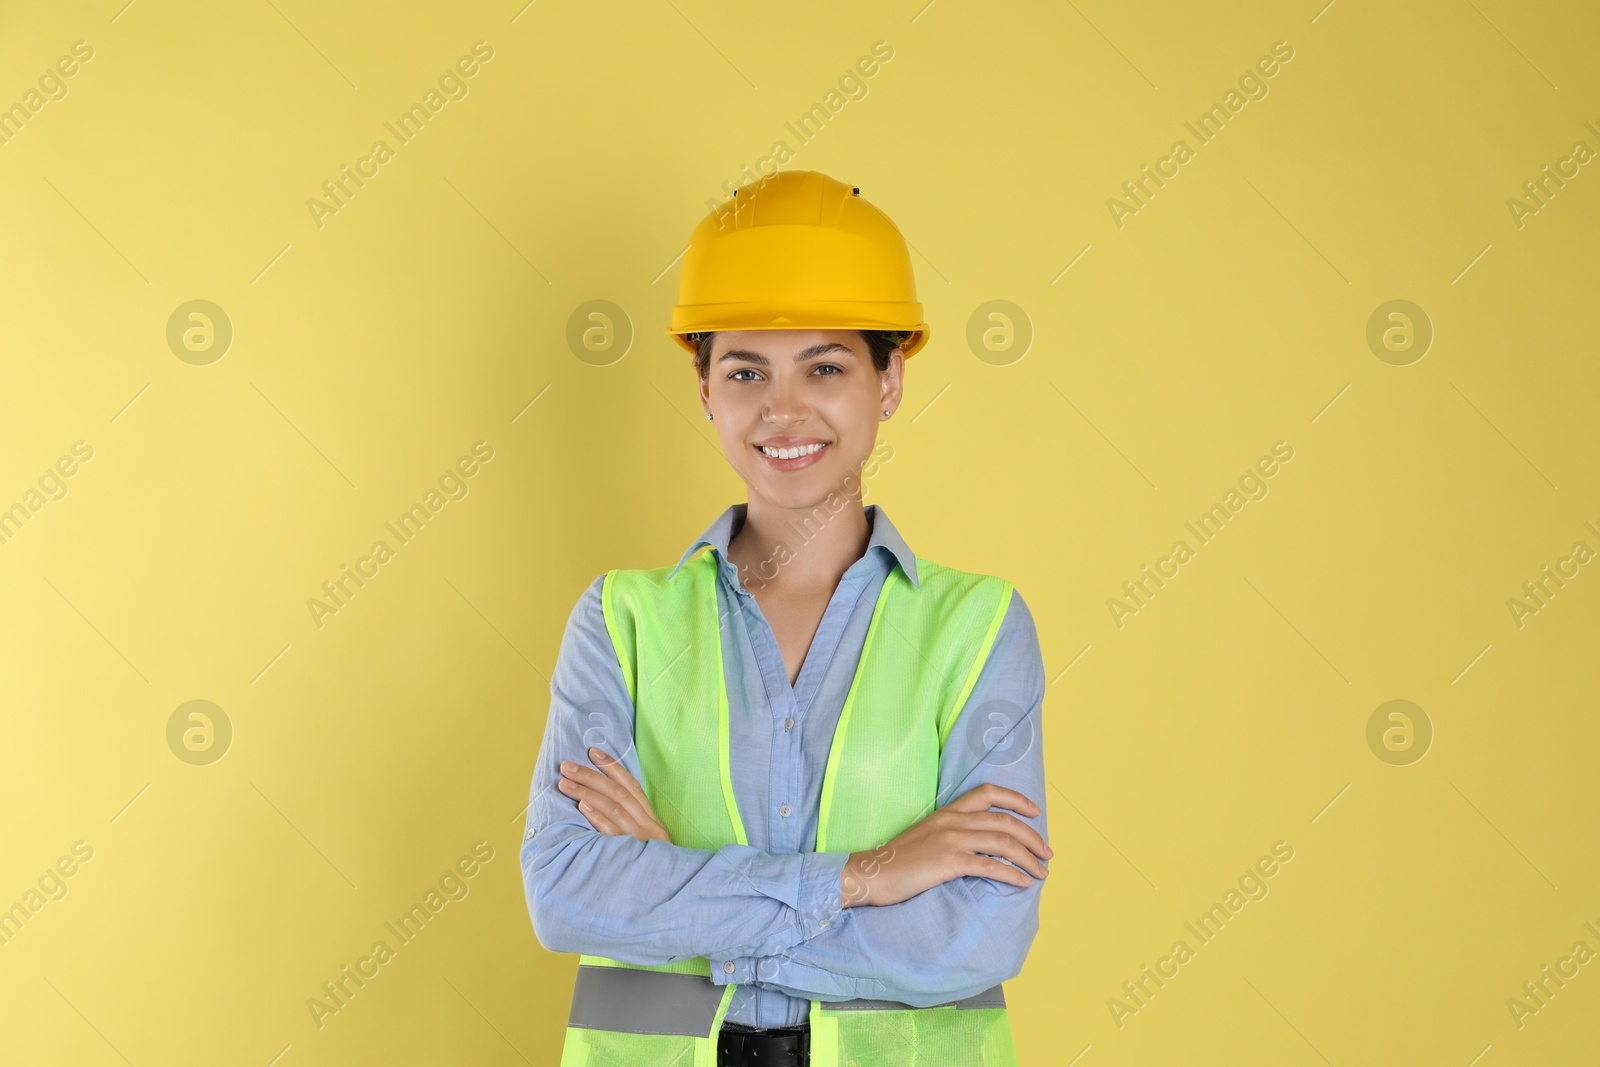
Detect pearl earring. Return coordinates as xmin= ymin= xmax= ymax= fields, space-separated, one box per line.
xmin=706 ymin=413 xmax=713 ymax=421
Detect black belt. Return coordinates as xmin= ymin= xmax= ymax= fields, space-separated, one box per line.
xmin=718 ymin=1021 xmax=810 ymax=1067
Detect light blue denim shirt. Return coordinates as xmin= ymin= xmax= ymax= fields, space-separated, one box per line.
xmin=520 ymin=502 xmax=1048 ymax=1027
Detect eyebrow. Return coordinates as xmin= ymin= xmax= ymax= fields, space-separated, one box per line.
xmin=716 ymin=342 xmax=855 ymax=367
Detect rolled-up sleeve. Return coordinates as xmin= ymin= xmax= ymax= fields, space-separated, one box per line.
xmin=708 ymin=588 xmax=1049 ymax=1006
xmin=520 ymin=575 xmax=852 ymax=963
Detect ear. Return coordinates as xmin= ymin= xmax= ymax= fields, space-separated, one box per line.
xmin=879 ymin=348 xmax=905 ymax=413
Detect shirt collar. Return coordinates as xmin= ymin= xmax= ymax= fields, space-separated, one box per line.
xmin=666 ymin=502 xmax=921 ymax=590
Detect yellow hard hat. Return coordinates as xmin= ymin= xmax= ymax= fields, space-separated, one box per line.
xmin=667 ymin=170 xmax=930 ymax=359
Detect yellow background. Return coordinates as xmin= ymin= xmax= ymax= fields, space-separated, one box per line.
xmin=2 ymin=0 xmax=1597 ymax=1064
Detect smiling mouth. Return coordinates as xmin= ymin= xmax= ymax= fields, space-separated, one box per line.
xmin=754 ymin=441 xmax=830 ymax=470
xmin=756 ymin=442 xmax=828 ymax=459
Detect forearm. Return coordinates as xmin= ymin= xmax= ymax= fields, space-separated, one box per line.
xmin=521 ymin=820 xmax=851 ymax=963
xmin=712 ymin=868 xmax=1043 ymax=1005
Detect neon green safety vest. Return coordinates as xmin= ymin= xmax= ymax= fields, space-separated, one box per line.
xmin=559 ymin=547 xmax=1021 ymax=1067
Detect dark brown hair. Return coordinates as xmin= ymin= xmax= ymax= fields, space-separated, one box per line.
xmin=688 ymin=330 xmax=913 ymax=381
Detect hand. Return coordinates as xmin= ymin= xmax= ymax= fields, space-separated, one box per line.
xmin=558 ymin=747 xmax=673 ymax=844
xmin=840 ymin=783 xmax=1051 ymax=908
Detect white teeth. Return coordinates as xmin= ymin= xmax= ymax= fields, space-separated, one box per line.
xmin=759 ymin=442 xmax=825 ymax=460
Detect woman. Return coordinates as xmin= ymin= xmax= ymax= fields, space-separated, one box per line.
xmin=521 ymin=171 xmax=1051 ymax=1067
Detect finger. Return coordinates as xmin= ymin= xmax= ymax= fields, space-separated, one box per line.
xmin=589 ymin=754 xmax=667 ymax=833
xmin=564 ymin=782 xmax=614 ymax=833
xmin=958 ymin=828 xmax=1050 ymax=879
xmin=589 ymin=749 xmax=657 ymax=812
xmin=966 ymin=810 xmax=1054 ymax=860
xmin=968 ymin=853 xmax=1034 ymax=888
xmin=579 ymin=769 xmax=658 ymax=836
xmin=578 ymin=778 xmax=658 ymax=841
xmin=560 ymin=778 xmax=644 ymax=838
xmin=563 ymin=762 xmax=636 ymax=810
xmin=577 ymin=799 xmax=619 ymax=835
xmin=947 ymin=782 xmax=1041 ymax=818
xmin=585 ymin=791 xmax=661 ymax=844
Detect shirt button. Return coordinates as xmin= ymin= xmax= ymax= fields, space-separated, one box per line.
xmin=820 ymin=919 xmax=830 ymax=927
xmin=779 ymin=804 xmax=791 ymax=817
xmin=784 ymin=717 xmax=794 ymax=730
xmin=724 ymin=961 xmax=735 ymax=973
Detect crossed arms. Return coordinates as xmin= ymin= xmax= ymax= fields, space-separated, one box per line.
xmin=519 ymin=574 xmax=1051 ymax=1007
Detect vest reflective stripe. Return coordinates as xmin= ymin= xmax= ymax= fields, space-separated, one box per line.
xmin=563 ymin=549 xmax=1021 ymax=1067
xmin=562 ymin=956 xmax=737 ymax=1067
xmin=568 ymin=963 xmax=727 ymax=1035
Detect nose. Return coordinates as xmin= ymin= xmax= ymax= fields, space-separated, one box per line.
xmin=762 ymin=372 xmax=810 ymax=425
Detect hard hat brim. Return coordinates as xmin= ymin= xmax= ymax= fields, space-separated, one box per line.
xmin=667 ymin=302 xmax=929 ymax=360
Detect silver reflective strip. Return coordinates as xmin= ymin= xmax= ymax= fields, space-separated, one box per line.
xmin=568 ymin=964 xmax=724 ymax=1036
xmin=826 ymin=983 xmax=1006 ymax=1012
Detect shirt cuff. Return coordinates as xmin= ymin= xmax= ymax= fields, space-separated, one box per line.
xmin=711 ymin=851 xmax=851 ymax=986
xmin=795 ymin=850 xmax=850 ymax=935
xmin=713 ymin=953 xmax=890 ymax=1000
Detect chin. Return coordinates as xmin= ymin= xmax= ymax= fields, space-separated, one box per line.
xmin=748 ymin=477 xmax=842 ymax=512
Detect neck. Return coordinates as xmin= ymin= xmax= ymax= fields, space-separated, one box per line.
xmin=729 ymin=493 xmax=872 ymax=594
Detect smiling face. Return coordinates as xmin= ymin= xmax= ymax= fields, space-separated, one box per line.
xmin=698 ymin=329 xmax=904 ymax=511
